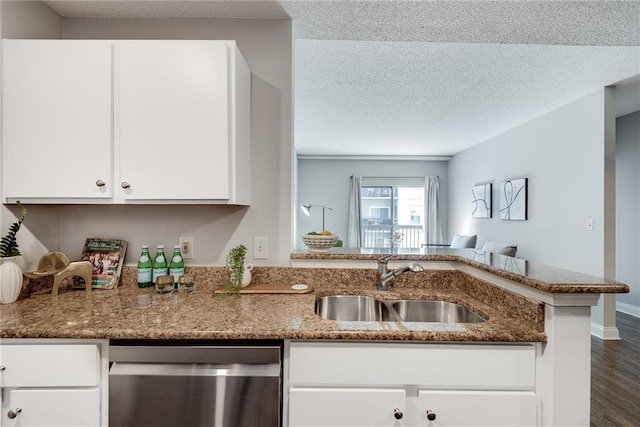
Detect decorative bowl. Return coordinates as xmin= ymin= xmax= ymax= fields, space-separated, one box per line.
xmin=301 ymin=234 xmax=340 ymax=252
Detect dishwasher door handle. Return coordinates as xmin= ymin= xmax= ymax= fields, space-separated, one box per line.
xmin=109 ymin=345 xmax=281 ymax=364
xmin=110 ymin=362 xmax=281 ymax=377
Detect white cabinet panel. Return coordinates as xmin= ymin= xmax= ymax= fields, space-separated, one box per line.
xmin=289 ymin=341 xmax=536 ymax=389
xmin=115 ymin=41 xmax=230 ymax=201
xmin=2 ymin=40 xmax=113 ymax=200
xmin=289 ymin=388 xmax=406 ymax=427
xmin=0 ymin=344 xmax=100 ymax=388
xmin=418 ymin=390 xmax=538 ymax=426
xmin=2 ymin=388 xmax=100 ymax=427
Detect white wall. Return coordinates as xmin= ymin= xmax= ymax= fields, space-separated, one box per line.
xmin=296 ymin=159 xmax=448 ymax=249
xmin=616 ymin=111 xmax=640 ymax=316
xmin=448 ymin=88 xmax=609 ymax=277
xmin=1 ymin=12 xmax=293 ymax=266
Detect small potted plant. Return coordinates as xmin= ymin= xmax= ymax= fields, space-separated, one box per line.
xmin=220 ymin=244 xmax=248 ymax=296
xmin=1 ymin=201 xmax=28 ymax=304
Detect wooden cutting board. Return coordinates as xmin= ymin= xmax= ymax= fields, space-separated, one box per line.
xmin=213 ymin=283 xmax=314 ymax=294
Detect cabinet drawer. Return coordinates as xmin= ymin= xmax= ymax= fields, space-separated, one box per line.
xmin=289 ymin=341 xmax=535 ymax=389
xmin=418 ymin=390 xmax=537 ymax=426
xmin=2 ymin=387 xmax=100 ymax=427
xmin=0 ymin=344 xmax=100 ymax=387
xmin=289 ymin=388 xmax=406 ymax=427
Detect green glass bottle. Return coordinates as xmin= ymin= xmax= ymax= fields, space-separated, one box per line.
xmin=137 ymin=245 xmax=153 ymax=288
xmin=169 ymin=244 xmax=185 ymax=287
xmin=152 ymin=244 xmax=168 ymax=284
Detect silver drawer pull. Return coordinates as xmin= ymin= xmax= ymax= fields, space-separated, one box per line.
xmin=95 ymin=180 xmax=106 ymax=187
xmin=121 ymin=182 xmax=131 ymax=189
xmin=8 ymin=408 xmax=22 ymax=419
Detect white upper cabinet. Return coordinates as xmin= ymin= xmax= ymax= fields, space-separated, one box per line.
xmin=2 ymin=40 xmax=113 ymax=201
xmin=1 ymin=39 xmax=251 ymax=205
xmin=114 ymin=41 xmax=250 ymax=203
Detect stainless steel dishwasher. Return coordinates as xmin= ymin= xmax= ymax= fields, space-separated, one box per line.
xmin=109 ymin=341 xmax=281 ymax=427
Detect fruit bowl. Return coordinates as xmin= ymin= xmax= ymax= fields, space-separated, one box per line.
xmin=301 ymin=233 xmax=340 ymax=252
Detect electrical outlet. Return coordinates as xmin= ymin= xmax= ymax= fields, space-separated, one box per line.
xmin=179 ymin=237 xmax=194 ymax=259
xmin=586 ymin=219 xmax=594 ymax=231
xmin=254 ymin=236 xmax=268 ymax=260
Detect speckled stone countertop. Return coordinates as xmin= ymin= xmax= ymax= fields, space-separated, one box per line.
xmin=1 ymin=266 xmax=546 ymax=342
xmin=291 ymin=248 xmax=630 ymax=294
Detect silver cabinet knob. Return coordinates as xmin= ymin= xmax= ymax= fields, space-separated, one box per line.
xmin=0 ymin=365 xmax=5 ymax=370
xmin=426 ymin=410 xmax=436 ymax=421
xmin=394 ymin=408 xmax=403 ymax=420
xmin=7 ymin=408 xmax=22 ymax=419
xmin=95 ymin=180 xmax=106 ymax=187
xmin=121 ymin=182 xmax=131 ymax=189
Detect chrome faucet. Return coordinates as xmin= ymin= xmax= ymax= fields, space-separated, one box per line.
xmin=376 ymin=255 xmax=425 ymax=291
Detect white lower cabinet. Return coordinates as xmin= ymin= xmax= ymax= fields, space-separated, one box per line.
xmin=0 ymin=340 xmax=108 ymax=427
xmin=286 ymin=341 xmax=539 ymax=427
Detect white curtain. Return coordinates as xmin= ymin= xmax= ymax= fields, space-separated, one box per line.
xmin=347 ymin=176 xmax=362 ymax=247
xmin=425 ymin=176 xmax=444 ymax=245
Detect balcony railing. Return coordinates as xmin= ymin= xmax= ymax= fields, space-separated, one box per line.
xmin=361 ymin=224 xmax=424 ymax=249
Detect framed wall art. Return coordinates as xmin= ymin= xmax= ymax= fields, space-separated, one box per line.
xmin=472 ymin=182 xmax=492 ymax=219
xmin=499 ymin=178 xmax=528 ymax=220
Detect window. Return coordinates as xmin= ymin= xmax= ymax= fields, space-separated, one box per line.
xmin=368 ymin=206 xmax=390 ymax=223
xmin=410 ymin=207 xmax=421 ymax=224
xmin=360 ymin=184 xmax=425 ymax=249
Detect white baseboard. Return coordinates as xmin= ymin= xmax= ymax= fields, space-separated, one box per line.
xmin=616 ymin=301 xmax=640 ymax=318
xmin=591 ymin=322 xmax=621 ymax=340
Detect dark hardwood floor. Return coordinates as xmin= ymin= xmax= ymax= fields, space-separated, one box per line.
xmin=591 ymin=312 xmax=640 ymax=427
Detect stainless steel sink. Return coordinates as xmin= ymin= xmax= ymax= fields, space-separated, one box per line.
xmin=315 ymin=295 xmax=396 ymax=321
xmin=315 ymin=295 xmax=486 ymax=323
xmin=391 ymin=300 xmax=486 ymax=323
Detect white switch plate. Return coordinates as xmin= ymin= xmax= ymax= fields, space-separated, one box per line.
xmin=586 ymin=218 xmax=594 ymax=231
xmin=254 ymin=236 xmax=268 ymax=260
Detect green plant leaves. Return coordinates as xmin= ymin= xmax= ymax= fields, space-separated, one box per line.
xmin=0 ymin=201 xmax=27 ymax=258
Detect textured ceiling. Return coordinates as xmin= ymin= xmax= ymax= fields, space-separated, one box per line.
xmin=42 ymin=0 xmax=640 ymax=156
xmin=295 ymin=41 xmax=640 ymax=156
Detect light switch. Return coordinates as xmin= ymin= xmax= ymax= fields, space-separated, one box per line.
xmin=254 ymin=236 xmax=268 ymax=260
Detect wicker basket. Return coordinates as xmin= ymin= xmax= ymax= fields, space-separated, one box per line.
xmin=301 ymin=234 xmax=340 ymax=252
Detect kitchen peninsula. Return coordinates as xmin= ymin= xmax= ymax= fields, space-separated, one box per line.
xmin=0 ymin=249 xmax=628 ymax=426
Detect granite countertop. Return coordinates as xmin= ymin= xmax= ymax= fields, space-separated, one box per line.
xmin=0 ymin=266 xmax=546 ymax=343
xmin=291 ymin=248 xmax=630 ymax=294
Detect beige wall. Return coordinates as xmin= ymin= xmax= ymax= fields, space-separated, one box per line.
xmin=1 ymin=0 xmax=62 ymax=38
xmin=1 ymin=4 xmax=293 ymax=267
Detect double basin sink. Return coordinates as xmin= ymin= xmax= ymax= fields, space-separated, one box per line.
xmin=315 ymin=295 xmax=486 ymax=323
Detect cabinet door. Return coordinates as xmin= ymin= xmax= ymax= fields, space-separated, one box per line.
xmin=418 ymin=390 xmax=537 ymax=426
xmin=2 ymin=40 xmax=113 ymax=201
xmin=2 ymin=388 xmax=100 ymax=427
xmin=289 ymin=388 xmax=406 ymax=427
xmin=115 ymin=41 xmax=231 ymax=201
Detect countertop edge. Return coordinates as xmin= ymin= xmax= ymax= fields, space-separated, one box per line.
xmin=290 ymin=252 xmax=630 ymax=294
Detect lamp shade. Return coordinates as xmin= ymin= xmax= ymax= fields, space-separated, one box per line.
xmin=301 ymin=204 xmax=312 ymax=216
